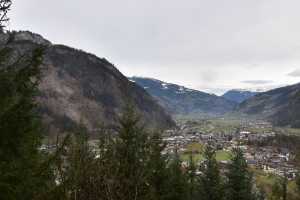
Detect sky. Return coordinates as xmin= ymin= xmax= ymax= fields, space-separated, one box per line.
xmin=9 ymin=0 xmax=300 ymax=95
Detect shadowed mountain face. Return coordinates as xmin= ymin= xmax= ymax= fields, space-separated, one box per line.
xmin=130 ymin=77 xmax=237 ymax=117
xmin=237 ymin=83 xmax=300 ymax=128
xmin=222 ymin=90 xmax=258 ymax=103
xmin=0 ymin=31 xmax=175 ymax=134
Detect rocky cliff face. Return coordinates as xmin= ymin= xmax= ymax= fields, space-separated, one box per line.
xmin=0 ymin=31 xmax=175 ymax=134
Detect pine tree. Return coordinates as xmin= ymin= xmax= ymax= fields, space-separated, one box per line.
xmin=270 ymin=174 xmax=288 ymax=200
xmin=225 ymin=148 xmax=255 ymax=200
xmin=0 ymin=2 xmax=56 ymax=199
xmin=147 ymin=131 xmax=170 ymax=200
xmin=109 ymin=105 xmax=152 ymax=200
xmin=186 ymin=153 xmax=199 ymax=200
xmin=282 ymin=175 xmax=288 ymax=200
xmin=200 ymin=145 xmax=224 ymax=200
xmin=0 ymin=46 xmax=54 ymax=199
xmin=94 ymin=127 xmax=117 ymax=200
xmin=165 ymin=149 xmax=188 ymax=200
xmin=296 ymin=173 xmax=300 ymax=196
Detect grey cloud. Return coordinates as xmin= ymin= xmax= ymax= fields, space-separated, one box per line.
xmin=241 ymin=80 xmax=274 ymax=85
xmin=10 ymin=0 xmax=300 ymax=66
xmin=288 ymin=69 xmax=300 ymax=77
xmin=9 ymin=0 xmax=300 ymax=94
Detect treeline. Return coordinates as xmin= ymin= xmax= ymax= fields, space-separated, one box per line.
xmin=0 ymin=64 xmax=263 ymax=200
xmin=1 ymin=42 xmax=299 ymax=200
xmin=1 ymin=1 xmax=300 ymax=200
xmin=0 ymin=39 xmax=273 ymax=200
xmin=0 ymin=21 xmax=262 ymax=198
xmin=47 ymin=110 xmax=263 ymax=200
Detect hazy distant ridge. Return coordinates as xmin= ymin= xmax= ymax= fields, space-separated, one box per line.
xmin=222 ymin=89 xmax=259 ymax=103
xmin=237 ymin=83 xmax=300 ymax=128
xmin=130 ymin=76 xmax=237 ymax=116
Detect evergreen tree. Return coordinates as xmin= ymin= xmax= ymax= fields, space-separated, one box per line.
xmin=186 ymin=153 xmax=199 ymax=200
xmin=0 ymin=46 xmax=54 ymax=199
xmin=108 ymin=105 xmax=152 ymax=200
xmin=165 ymin=149 xmax=188 ymax=200
xmin=270 ymin=175 xmax=288 ymax=200
xmin=0 ymin=2 xmax=56 ymax=199
xmin=199 ymin=145 xmax=223 ymax=200
xmin=296 ymin=173 xmax=300 ymax=196
xmin=282 ymin=175 xmax=288 ymax=200
xmin=58 ymin=130 xmax=98 ymax=200
xmin=95 ymin=127 xmax=118 ymax=200
xmin=147 ymin=131 xmax=170 ymax=200
xmin=225 ymin=148 xmax=255 ymax=200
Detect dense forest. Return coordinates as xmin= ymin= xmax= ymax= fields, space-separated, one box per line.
xmin=1 ymin=1 xmax=300 ymax=200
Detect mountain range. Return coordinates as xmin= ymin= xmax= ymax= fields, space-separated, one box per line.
xmin=2 ymin=31 xmax=300 ymax=131
xmin=131 ymin=76 xmax=300 ymax=128
xmin=237 ymin=83 xmax=300 ymax=128
xmin=130 ymin=77 xmax=237 ymax=117
xmin=0 ymin=31 xmax=175 ymax=134
xmin=222 ymin=90 xmax=259 ymax=103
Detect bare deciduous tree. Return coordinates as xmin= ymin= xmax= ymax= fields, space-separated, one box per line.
xmin=0 ymin=0 xmax=11 ymax=30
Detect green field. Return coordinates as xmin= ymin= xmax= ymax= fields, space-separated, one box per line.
xmin=176 ymin=118 xmax=242 ymax=135
xmin=181 ymin=150 xmax=231 ymax=162
xmin=180 ymin=142 xmax=231 ymax=162
xmin=176 ymin=116 xmax=300 ymax=137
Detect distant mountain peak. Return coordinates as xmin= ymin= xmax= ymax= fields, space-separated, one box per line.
xmin=222 ymin=90 xmax=258 ymax=103
xmin=237 ymin=82 xmax=300 ymax=128
xmin=0 ymin=31 xmax=175 ymax=134
xmin=130 ymin=76 xmax=236 ymax=116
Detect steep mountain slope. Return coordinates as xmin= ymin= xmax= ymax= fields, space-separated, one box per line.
xmin=222 ymin=90 xmax=258 ymax=103
xmin=0 ymin=31 xmax=175 ymax=134
xmin=130 ymin=77 xmax=237 ymax=116
xmin=237 ymin=83 xmax=300 ymax=127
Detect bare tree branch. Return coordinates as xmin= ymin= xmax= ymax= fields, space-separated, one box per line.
xmin=0 ymin=0 xmax=12 ymax=30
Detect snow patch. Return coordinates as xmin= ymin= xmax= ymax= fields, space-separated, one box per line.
xmin=161 ymin=83 xmax=169 ymax=89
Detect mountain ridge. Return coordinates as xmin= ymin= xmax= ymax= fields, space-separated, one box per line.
xmin=0 ymin=31 xmax=175 ymax=134
xmin=236 ymin=82 xmax=300 ymax=127
xmin=222 ymin=89 xmax=259 ymax=103
xmin=130 ymin=76 xmax=237 ymax=117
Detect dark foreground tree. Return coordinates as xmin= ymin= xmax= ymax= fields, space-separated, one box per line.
xmin=200 ymin=145 xmax=224 ymax=200
xmin=147 ymin=132 xmax=170 ymax=200
xmin=111 ymin=106 xmax=152 ymax=200
xmin=50 ymin=128 xmax=98 ymax=200
xmin=270 ymin=174 xmax=288 ymax=200
xmin=225 ymin=148 xmax=255 ymax=200
xmin=0 ymin=1 xmax=56 ymax=199
xmin=0 ymin=0 xmax=11 ymax=30
xmin=0 ymin=47 xmax=54 ymax=199
xmin=186 ymin=153 xmax=199 ymax=200
xmin=73 ymin=105 xmax=157 ymax=200
xmin=165 ymin=149 xmax=189 ymax=200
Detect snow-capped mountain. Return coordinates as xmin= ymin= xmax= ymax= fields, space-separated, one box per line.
xmin=222 ymin=89 xmax=259 ymax=103
xmin=129 ymin=77 xmax=237 ymax=116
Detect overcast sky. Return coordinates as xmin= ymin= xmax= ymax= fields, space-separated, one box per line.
xmin=9 ymin=0 xmax=300 ymax=95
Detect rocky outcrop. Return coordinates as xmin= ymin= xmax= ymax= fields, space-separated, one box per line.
xmin=0 ymin=31 xmax=175 ymax=134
